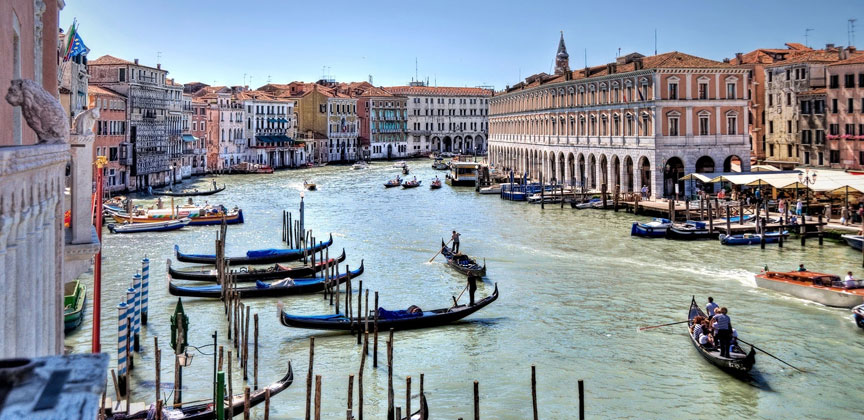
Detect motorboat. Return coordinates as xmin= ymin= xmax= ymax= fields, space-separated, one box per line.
xmin=667 ymin=221 xmax=715 ymax=240
xmin=630 ymin=218 xmax=672 ymax=238
xmin=351 ymin=161 xmax=368 ymax=170
xmin=755 ymin=271 xmax=864 ymax=308
xmin=478 ymin=184 xmax=503 ymax=195
xmin=841 ymin=234 xmax=864 ymax=250
xmin=392 ymin=161 xmax=407 ymax=168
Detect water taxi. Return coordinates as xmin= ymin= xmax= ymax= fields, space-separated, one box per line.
xmin=754 ymin=271 xmax=864 ymax=308
xmin=445 ymin=161 xmax=480 ymax=186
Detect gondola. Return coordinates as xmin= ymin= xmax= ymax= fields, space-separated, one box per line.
xmin=169 ymin=262 xmax=364 ymax=298
xmin=280 ymin=283 xmax=498 ymax=332
xmin=687 ymin=297 xmax=755 ymax=375
xmin=402 ymin=180 xmax=422 ymax=189
xmin=719 ymin=231 xmax=788 ymax=245
xmin=108 ymin=218 xmax=190 ymax=234
xmin=109 ymin=362 xmax=293 ymax=419
xmin=174 ymin=234 xmax=333 ymax=265
xmin=63 ymin=280 xmax=86 ymax=332
xmin=430 ymin=179 xmax=442 ymax=189
xmin=666 ymin=221 xmax=716 ymax=240
xmin=158 ymin=183 xmax=226 ymax=197
xmin=440 ymin=240 xmax=486 ymax=277
xmin=384 ymin=177 xmax=402 ymax=188
xmin=403 ymin=166 xmax=410 ymax=175
xmin=167 ymin=249 xmax=346 ymax=282
xmin=630 ymin=218 xmax=671 ymax=238
xmin=853 ymin=304 xmax=864 ymax=329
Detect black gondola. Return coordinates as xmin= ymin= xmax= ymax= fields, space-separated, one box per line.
xmin=687 ymin=297 xmax=755 ymax=375
xmin=109 ymin=362 xmax=292 ymax=419
xmin=280 ymin=283 xmax=498 ymax=331
xmin=158 ymin=184 xmax=226 ymax=197
xmin=666 ymin=221 xmax=717 ymax=240
xmin=174 ymin=234 xmax=333 ymax=265
xmin=167 ymin=249 xmax=346 ymax=282
xmin=169 ymin=262 xmax=364 ymax=298
xmin=403 ymin=393 xmax=429 ymax=420
xmin=440 ymin=240 xmax=486 ymax=277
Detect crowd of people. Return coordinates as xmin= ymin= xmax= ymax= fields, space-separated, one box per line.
xmin=690 ymin=297 xmax=738 ymax=358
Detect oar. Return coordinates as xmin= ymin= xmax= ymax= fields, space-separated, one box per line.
xmin=450 ymin=284 xmax=469 ymax=309
xmin=736 ymin=338 xmax=806 ymax=373
xmin=637 ymin=320 xmax=690 ymax=331
xmin=428 ymin=239 xmax=454 ymax=262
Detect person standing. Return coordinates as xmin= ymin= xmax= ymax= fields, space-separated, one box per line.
xmin=796 ymin=199 xmax=803 ymax=216
xmin=712 ymin=307 xmax=733 ymax=358
xmin=451 ymin=230 xmax=461 ymax=254
xmin=467 ymin=275 xmax=479 ymax=306
xmin=706 ymin=297 xmax=719 ymax=318
xmin=841 ymin=205 xmax=849 ymax=225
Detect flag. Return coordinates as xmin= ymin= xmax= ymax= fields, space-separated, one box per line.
xmin=62 ymin=20 xmax=77 ymax=61
xmin=65 ymin=32 xmax=89 ymax=61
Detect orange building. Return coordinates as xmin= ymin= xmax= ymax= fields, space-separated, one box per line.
xmin=89 ymin=85 xmax=129 ymax=192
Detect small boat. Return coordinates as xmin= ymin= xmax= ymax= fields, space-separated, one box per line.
xmin=724 ymin=214 xmax=754 ymax=223
xmin=402 ymin=166 xmax=410 ymax=175
xmin=430 ymin=179 xmax=442 ymax=190
xmin=687 ymin=297 xmax=755 ymax=375
xmin=440 ymin=240 xmax=486 ymax=277
xmin=590 ymin=200 xmax=608 ymax=209
xmin=109 ymin=363 xmax=293 ymax=420
xmin=402 ymin=180 xmax=422 ymax=189
xmin=169 ymin=262 xmax=364 ymax=298
xmin=304 ymin=181 xmax=317 ymax=191
xmin=63 ymin=280 xmax=86 ymax=332
xmin=841 ymin=234 xmax=864 ymax=250
xmin=754 ymin=271 xmax=864 ymax=308
xmin=432 ymin=159 xmax=449 ymax=170
xmin=175 ymin=234 xmax=334 ymax=265
xmin=228 ymin=162 xmax=273 ymax=174
xmin=719 ymin=231 xmax=788 ymax=245
xmin=108 ymin=218 xmax=190 ymax=234
xmin=630 ymin=218 xmax=672 ymax=238
xmin=478 ymin=184 xmax=503 ymax=195
xmin=158 ymin=183 xmax=226 ymax=197
xmin=111 ymin=206 xmax=244 ymax=226
xmin=666 ymin=221 xmax=715 ymax=240
xmin=392 ymin=161 xmax=407 ymax=168
xmin=571 ymin=198 xmax=600 ymax=209
xmin=853 ymin=304 xmax=864 ymax=329
xmin=352 ymin=161 xmax=368 ymax=170
xmin=384 ymin=177 xmax=402 ymax=188
xmin=167 ymin=249 xmax=347 ymax=282
xmin=279 ymin=284 xmax=498 ymax=332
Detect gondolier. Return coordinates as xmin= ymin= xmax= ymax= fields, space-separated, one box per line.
xmin=452 ymin=230 xmax=461 ymax=253
xmin=467 ymin=275 xmax=479 ymax=306
xmin=713 ymin=307 xmax=732 ymax=358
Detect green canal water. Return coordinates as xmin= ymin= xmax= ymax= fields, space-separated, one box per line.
xmin=67 ymin=159 xmax=864 ymax=419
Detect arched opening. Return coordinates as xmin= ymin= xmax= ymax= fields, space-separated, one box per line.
xmin=624 ymin=156 xmax=634 ymax=192
xmin=557 ymin=153 xmax=565 ymax=185
xmin=611 ymin=155 xmax=621 ymax=189
xmin=549 ymin=153 xmax=556 ymax=183
xmin=443 ymin=136 xmax=452 ymax=153
xmin=695 ymin=156 xmax=716 ymax=194
xmin=639 ymin=157 xmax=651 ymax=196
xmin=567 ymin=153 xmax=576 ymax=186
xmin=464 ymin=135 xmax=473 ymax=154
xmin=454 ymin=136 xmax=463 ymax=154
xmin=432 ymin=136 xmax=441 ymax=152
xmin=588 ymin=154 xmax=597 ymax=189
xmin=723 ymin=155 xmax=742 ymax=172
xmin=663 ymin=157 xmax=685 ymax=198
xmin=599 ymin=155 xmax=609 ymax=187
xmin=578 ymin=154 xmax=586 ymax=187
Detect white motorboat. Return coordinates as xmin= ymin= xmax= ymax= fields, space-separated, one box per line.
xmin=352 ymin=161 xmax=368 ymax=170
xmin=392 ymin=161 xmax=407 ymax=168
xmin=478 ymin=183 xmax=503 ymax=195
xmin=755 ymin=271 xmax=864 ymax=308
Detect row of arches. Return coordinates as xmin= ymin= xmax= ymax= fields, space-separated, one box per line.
xmin=491 ymin=76 xmax=654 ymax=114
xmin=430 ymin=135 xmax=485 ymax=154
xmin=490 ymin=110 xmax=654 ymax=138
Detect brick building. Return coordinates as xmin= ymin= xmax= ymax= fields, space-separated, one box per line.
xmin=89 ymin=85 xmax=129 ymax=192
xmin=825 ymin=52 xmax=864 ymax=169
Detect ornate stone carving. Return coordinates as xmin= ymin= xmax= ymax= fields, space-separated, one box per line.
xmin=72 ymin=107 xmax=99 ymax=136
xmin=5 ymin=79 xmax=68 ymax=144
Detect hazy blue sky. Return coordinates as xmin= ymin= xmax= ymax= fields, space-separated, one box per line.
xmin=62 ymin=0 xmax=860 ymax=89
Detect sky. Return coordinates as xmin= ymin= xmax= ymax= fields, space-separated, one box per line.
xmin=61 ymin=0 xmax=860 ymax=90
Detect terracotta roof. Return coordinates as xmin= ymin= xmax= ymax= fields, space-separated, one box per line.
xmin=765 ymin=49 xmax=844 ymax=67
xmin=785 ymin=42 xmax=811 ymax=51
xmin=828 ymin=51 xmax=864 ymax=66
xmin=358 ymin=86 xmax=394 ymax=97
xmin=641 ymin=51 xmax=733 ymax=69
xmin=88 ymin=85 xmax=126 ymax=98
xmin=383 ymin=86 xmax=493 ymax=96
xmin=89 ymin=55 xmax=133 ymax=66
xmin=799 ymin=88 xmax=826 ymax=96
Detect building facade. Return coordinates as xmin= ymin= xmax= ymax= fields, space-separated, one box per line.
xmin=240 ymin=91 xmax=304 ymax=168
xmin=166 ymin=78 xmax=184 ymax=182
xmin=797 ymin=88 xmax=827 ymax=166
xmin=326 ymin=95 xmax=358 ymax=162
xmin=89 ymin=85 xmax=129 ymax=192
xmin=88 ymin=55 xmax=175 ymax=189
xmin=385 ymin=85 xmax=492 ymax=156
xmin=488 ymin=36 xmax=751 ymax=199
xmin=196 ymin=87 xmax=246 ymax=170
xmin=357 ymin=87 xmax=408 ymax=159
xmin=57 ymin=31 xmax=88 ymax=127
xmin=825 ymin=53 xmax=864 ymax=169
xmin=189 ymin=99 xmax=208 ymax=174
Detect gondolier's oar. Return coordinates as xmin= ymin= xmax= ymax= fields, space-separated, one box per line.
xmin=450 ymin=285 xmax=469 ymax=309
xmin=428 ymin=239 xmax=454 ymax=262
xmin=637 ymin=320 xmax=689 ymax=331
xmin=736 ymin=338 xmax=806 ymax=373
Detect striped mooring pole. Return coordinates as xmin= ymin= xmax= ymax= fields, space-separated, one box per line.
xmin=141 ymin=257 xmax=150 ymax=325
xmin=132 ymin=273 xmax=142 ymax=352
xmin=117 ymin=302 xmax=129 ymax=396
xmin=125 ymin=287 xmax=136 ymax=364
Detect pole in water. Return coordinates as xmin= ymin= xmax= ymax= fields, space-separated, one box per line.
xmin=578 ymin=379 xmax=585 ymax=420
xmin=314 ymin=375 xmax=322 ymax=420
xmin=531 ymin=365 xmax=538 ymax=420
xmin=306 ymin=337 xmax=314 ymax=420
xmin=474 ymin=380 xmax=480 ymax=420
xmin=347 ymin=374 xmax=354 ymax=419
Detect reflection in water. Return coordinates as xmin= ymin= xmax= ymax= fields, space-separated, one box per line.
xmin=67 ymin=160 xmax=864 ymax=419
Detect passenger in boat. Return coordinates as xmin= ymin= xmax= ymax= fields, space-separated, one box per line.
xmin=407 ymin=305 xmax=423 ymax=314
xmin=712 ymin=308 xmax=733 ymax=358
xmin=705 ymin=297 xmax=719 ymax=318
xmin=699 ymin=331 xmax=714 ymax=348
xmin=690 ymin=315 xmax=705 ymax=338
xmin=845 ymin=272 xmax=858 ymax=289
xmin=156 ymin=197 xmax=164 ymax=209
xmin=467 ymin=275 xmax=479 ymax=306
xmin=798 ymin=264 xmax=807 ymax=272
xmin=452 ymin=230 xmax=461 ymax=253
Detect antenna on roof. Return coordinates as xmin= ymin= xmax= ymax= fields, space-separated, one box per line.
xmin=584 ymin=49 xmax=587 ymax=68
xmin=243 ymin=73 xmax=247 ymax=88
xmin=654 ymin=29 xmax=657 ymax=55
xmin=368 ymin=74 xmax=373 ymax=84
xmin=849 ymin=19 xmax=858 ymax=47
xmin=157 ymin=51 xmax=162 ymax=65
xmin=805 ymin=28 xmax=814 ymax=48
xmin=267 ymin=75 xmax=271 ymax=84
xmin=415 ymin=57 xmax=419 ymax=82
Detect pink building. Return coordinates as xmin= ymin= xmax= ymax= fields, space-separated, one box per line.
xmin=89 ymin=86 xmax=129 ymax=192
xmin=825 ymin=52 xmax=864 ymax=169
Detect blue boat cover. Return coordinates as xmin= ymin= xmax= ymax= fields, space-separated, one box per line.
xmin=246 ymin=248 xmax=296 ymax=258
xmin=377 ymin=308 xmax=423 ymax=320
xmin=256 ymin=280 xmax=270 ymax=289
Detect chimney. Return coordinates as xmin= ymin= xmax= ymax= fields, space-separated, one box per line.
xmin=735 ymin=52 xmax=743 ymax=63
xmin=826 ymin=43 xmax=835 ymax=50
xmin=723 ymin=58 xmax=730 ymax=63
xmin=157 ymin=63 xmax=161 ymax=69
xmin=633 ymin=57 xmax=643 ymax=70
xmin=134 ymin=58 xmax=139 ymax=65
xmin=607 ymin=63 xmax=617 ymax=74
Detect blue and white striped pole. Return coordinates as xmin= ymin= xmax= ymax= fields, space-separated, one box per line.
xmin=117 ymin=302 xmax=128 ymax=397
xmin=141 ymin=257 xmax=150 ymax=325
xmin=126 ymin=287 xmax=136 ymax=369
xmin=132 ymin=273 xmax=142 ymax=352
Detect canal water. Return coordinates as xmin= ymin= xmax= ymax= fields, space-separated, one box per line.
xmin=67 ymin=159 xmax=864 ymax=419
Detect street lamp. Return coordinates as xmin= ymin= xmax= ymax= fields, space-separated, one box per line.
xmin=169 ymin=165 xmax=175 ymax=190
xmin=798 ymin=169 xmax=817 ymax=216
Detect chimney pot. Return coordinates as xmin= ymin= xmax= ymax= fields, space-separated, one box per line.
xmin=157 ymin=63 xmax=161 ymax=69
xmin=826 ymin=43 xmax=835 ymax=49
xmin=134 ymin=58 xmax=139 ymax=65
xmin=723 ymin=58 xmax=730 ymax=63
xmin=735 ymin=52 xmax=743 ymax=62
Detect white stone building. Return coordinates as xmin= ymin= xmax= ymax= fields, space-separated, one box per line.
xmin=326 ymin=95 xmax=359 ymax=162
xmin=239 ymin=91 xmax=305 ymax=168
xmin=385 ymin=85 xmax=492 ymax=156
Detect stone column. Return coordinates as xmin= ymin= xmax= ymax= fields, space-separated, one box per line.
xmin=0 ymin=214 xmax=14 ymax=356
xmin=69 ymin=133 xmax=95 ymax=245
xmin=15 ymin=205 xmax=34 ymax=356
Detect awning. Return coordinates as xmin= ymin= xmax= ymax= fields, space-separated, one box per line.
xmin=679 ymin=173 xmax=715 ymax=183
xmin=256 ymin=135 xmax=295 ymax=144
xmin=751 ymin=164 xmax=782 ymax=172
xmin=182 ymin=134 xmax=198 ymax=143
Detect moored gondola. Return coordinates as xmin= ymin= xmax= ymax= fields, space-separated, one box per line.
xmin=719 ymin=231 xmax=788 ymax=245
xmin=167 ymin=249 xmax=346 ymax=282
xmin=174 ymin=234 xmax=333 ymax=265
xmin=666 ymin=221 xmax=716 ymax=240
xmin=687 ymin=297 xmax=755 ymax=375
xmin=440 ymin=240 xmax=486 ymax=277
xmin=280 ymin=283 xmax=498 ymax=332
xmin=168 ymin=262 xmax=364 ymax=298
xmin=157 ymin=183 xmax=226 ymax=197
xmin=630 ymin=218 xmax=671 ymax=238
xmin=108 ymin=362 xmax=293 ymax=419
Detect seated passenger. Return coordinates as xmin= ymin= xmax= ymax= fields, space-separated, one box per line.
xmin=690 ymin=316 xmax=705 ymax=337
xmin=407 ymin=305 xmax=423 ymax=314
xmin=845 ymin=271 xmax=858 ymax=289
xmin=699 ymin=333 xmax=714 ymax=348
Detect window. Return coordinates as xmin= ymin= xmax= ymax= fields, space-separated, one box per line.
xmin=726 ymin=83 xmax=736 ymax=99
xmin=832 ymin=99 xmax=838 ymax=113
xmin=668 ymin=82 xmax=678 ymax=100
xmin=786 ymin=93 xmax=791 ymax=106
xmin=802 ymin=130 xmax=812 ymax=144
xmin=768 ymin=94 xmax=773 ymax=107
xmin=860 ymin=73 xmax=864 ymax=88
xmin=846 ymin=124 xmax=856 ymax=135
xmin=768 ymin=72 xmax=773 ymax=82
xmin=698 ymin=82 xmax=708 ymax=99
xmin=787 ymin=145 xmax=793 ymax=157
xmin=667 ymin=112 xmax=680 ymax=136
xmin=829 ymin=124 xmax=840 ymax=135
xmin=769 ymin=121 xmax=774 ymax=134
xmin=816 ymin=130 xmax=825 ymax=144
xmin=119 ymin=68 xmax=126 ymax=82
xmin=698 ymin=112 xmax=710 ymax=135
xmin=726 ymin=113 xmax=738 ymax=135
xmin=830 ymin=150 xmax=840 ymax=164
xmin=815 ymin=100 xmax=825 ymax=114
xmin=830 ymin=75 xmax=839 ymax=88
xmin=787 ymin=120 xmax=792 ymax=133
xmin=845 ymin=74 xmax=855 ymax=88
xmin=769 ymin=144 xmax=775 ymax=156
xmin=849 ymin=98 xmax=855 ymax=113
xmin=801 ymin=100 xmax=811 ymax=114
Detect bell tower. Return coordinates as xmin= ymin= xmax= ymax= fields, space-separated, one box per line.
xmin=555 ymin=31 xmax=570 ymax=75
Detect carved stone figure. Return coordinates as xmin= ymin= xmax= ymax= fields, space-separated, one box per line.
xmin=5 ymin=79 xmax=68 ymax=144
xmin=72 ymin=107 xmax=100 ymax=136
